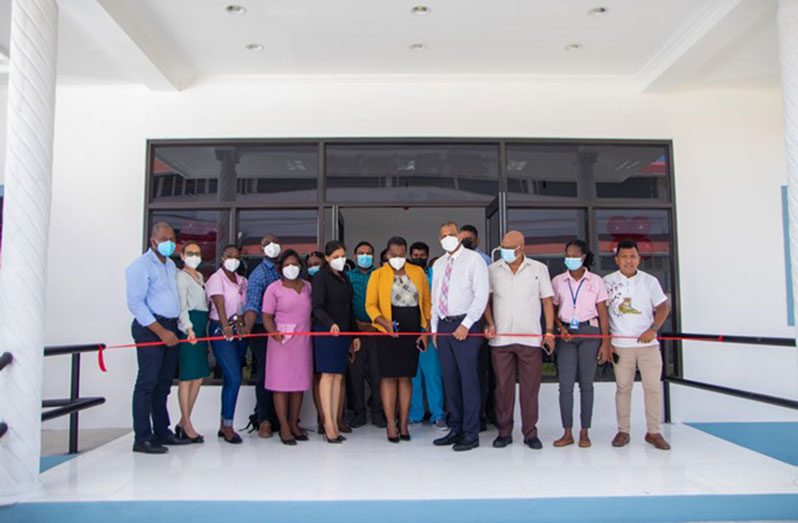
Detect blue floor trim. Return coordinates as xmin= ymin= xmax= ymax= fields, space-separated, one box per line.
xmin=688 ymin=422 xmax=798 ymax=466
xmin=39 ymin=454 xmax=77 ymax=473
xmin=2 ymin=495 xmax=798 ymax=523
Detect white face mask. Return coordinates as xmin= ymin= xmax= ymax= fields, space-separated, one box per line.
xmin=263 ymin=242 xmax=281 ymax=259
xmin=388 ymin=257 xmax=406 ymax=271
xmin=183 ymin=255 xmax=202 ymax=269
xmin=329 ymin=257 xmax=347 ymax=272
xmin=223 ymin=258 xmax=240 ymax=273
xmin=440 ymin=235 xmax=459 ymax=253
xmin=282 ymin=265 xmax=300 ymax=280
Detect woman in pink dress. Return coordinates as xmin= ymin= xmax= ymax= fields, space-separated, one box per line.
xmin=262 ymin=249 xmax=313 ymax=445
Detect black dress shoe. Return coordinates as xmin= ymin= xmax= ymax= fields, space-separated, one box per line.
xmin=280 ymin=434 xmax=297 ymax=446
xmin=350 ymin=414 xmax=367 ymax=428
xmin=524 ymin=437 xmax=543 ymax=450
xmin=294 ymin=433 xmax=309 ymax=442
xmin=156 ymin=433 xmax=191 ymax=446
xmin=400 ymin=432 xmax=411 ymax=442
xmin=132 ymin=441 xmax=168 ymax=454
xmin=387 ymin=435 xmax=400 ymax=443
xmin=323 ymin=434 xmax=342 ymax=444
xmin=433 ymin=431 xmax=463 ymax=446
xmin=453 ymin=439 xmax=480 ymax=452
xmin=492 ymin=436 xmax=512 ymax=448
xmin=217 ymin=430 xmax=243 ymax=444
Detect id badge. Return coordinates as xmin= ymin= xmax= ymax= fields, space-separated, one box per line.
xmin=569 ymin=317 xmax=580 ymax=330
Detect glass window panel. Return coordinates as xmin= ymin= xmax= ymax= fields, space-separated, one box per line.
xmin=150 ymin=144 xmax=318 ymax=204
xmin=506 ymin=208 xmax=588 ymax=277
xmin=236 ymin=209 xmax=318 ymax=276
xmin=325 ymin=144 xmax=499 ymax=203
xmin=148 ymin=209 xmax=231 ymax=278
xmin=595 ymin=208 xmax=674 ymax=331
xmin=506 ymin=143 xmax=670 ymax=203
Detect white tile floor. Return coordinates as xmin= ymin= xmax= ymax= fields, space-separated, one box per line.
xmin=32 ymin=423 xmax=798 ymax=503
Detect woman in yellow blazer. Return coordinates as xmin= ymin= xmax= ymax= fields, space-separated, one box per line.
xmin=366 ymin=236 xmax=431 ymax=443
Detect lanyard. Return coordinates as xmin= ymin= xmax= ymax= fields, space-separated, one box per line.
xmin=567 ymin=278 xmax=586 ymax=308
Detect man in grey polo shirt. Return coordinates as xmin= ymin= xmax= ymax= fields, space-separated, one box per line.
xmin=484 ymin=230 xmax=555 ymax=450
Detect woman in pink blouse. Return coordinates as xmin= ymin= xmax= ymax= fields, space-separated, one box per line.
xmin=206 ymin=245 xmax=249 ymax=444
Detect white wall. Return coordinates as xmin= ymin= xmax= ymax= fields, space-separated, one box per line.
xmin=0 ymin=78 xmax=795 ymax=431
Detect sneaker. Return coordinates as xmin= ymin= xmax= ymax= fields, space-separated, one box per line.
xmin=433 ymin=418 xmax=449 ymax=432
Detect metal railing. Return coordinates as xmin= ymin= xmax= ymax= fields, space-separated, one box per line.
xmin=661 ymin=332 xmax=798 ymax=422
xmin=42 ymin=344 xmax=106 ymax=454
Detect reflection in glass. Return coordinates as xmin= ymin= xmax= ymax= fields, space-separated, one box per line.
xmin=148 ymin=209 xmax=230 ymax=278
xmin=236 ymin=209 xmax=318 ymax=276
xmin=506 ymin=144 xmax=669 ymax=202
xmin=326 ymin=144 xmax=499 ymax=202
xmin=506 ymin=208 xmax=588 ymax=277
xmin=151 ymin=144 xmax=318 ymax=204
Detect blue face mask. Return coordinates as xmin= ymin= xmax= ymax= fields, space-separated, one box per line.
xmin=308 ymin=266 xmax=320 ymax=276
xmin=156 ymin=240 xmax=176 ymax=258
xmin=500 ymin=248 xmax=518 ymax=264
xmin=356 ymin=254 xmax=373 ymax=269
xmin=564 ymin=257 xmax=583 ymax=271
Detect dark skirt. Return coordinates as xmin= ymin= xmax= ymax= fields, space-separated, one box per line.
xmin=377 ymin=305 xmax=421 ymax=378
xmin=178 ymin=310 xmax=210 ymax=381
xmin=313 ymin=324 xmax=350 ymax=374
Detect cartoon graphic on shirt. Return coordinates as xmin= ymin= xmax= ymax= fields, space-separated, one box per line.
xmin=607 ymin=283 xmax=641 ymax=316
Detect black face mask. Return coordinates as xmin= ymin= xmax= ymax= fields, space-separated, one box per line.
xmin=461 ymin=238 xmax=476 ymax=250
xmin=410 ymin=257 xmax=428 ymax=269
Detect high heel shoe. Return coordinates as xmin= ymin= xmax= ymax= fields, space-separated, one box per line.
xmin=387 ymin=435 xmax=400 ymax=443
xmin=280 ymin=434 xmax=297 ymax=446
xmin=294 ymin=432 xmax=309 ymax=442
xmin=323 ymin=434 xmax=342 ymax=444
xmin=176 ymin=424 xmax=204 ymax=444
xmin=400 ymin=432 xmax=411 ymax=442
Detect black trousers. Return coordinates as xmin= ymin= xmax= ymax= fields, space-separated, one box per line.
xmin=250 ymin=323 xmax=279 ymax=429
xmin=131 ymin=317 xmax=179 ymax=444
xmin=346 ymin=335 xmax=382 ymax=421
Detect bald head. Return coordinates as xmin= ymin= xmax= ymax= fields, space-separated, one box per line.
xmin=151 ymin=222 xmax=174 ymax=239
xmin=502 ymin=231 xmax=525 ymax=250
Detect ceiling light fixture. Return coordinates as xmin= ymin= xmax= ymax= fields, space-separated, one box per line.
xmin=411 ymin=5 xmax=431 ymax=15
xmin=245 ymin=43 xmax=264 ymax=51
xmin=225 ymin=5 xmax=247 ymax=15
xmin=564 ymin=43 xmax=583 ymax=51
xmin=587 ymin=7 xmax=608 ymax=16
xmin=408 ymin=43 xmax=427 ymax=51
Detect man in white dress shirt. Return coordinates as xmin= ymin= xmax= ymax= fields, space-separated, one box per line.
xmin=431 ymin=222 xmax=490 ymax=451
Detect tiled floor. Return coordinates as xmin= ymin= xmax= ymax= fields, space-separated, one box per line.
xmin=30 ymin=422 xmax=798 ymax=503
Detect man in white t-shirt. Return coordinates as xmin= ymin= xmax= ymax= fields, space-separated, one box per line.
xmin=604 ymin=239 xmax=672 ymax=450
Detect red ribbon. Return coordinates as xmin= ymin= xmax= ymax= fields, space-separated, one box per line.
xmin=96 ymin=331 xmax=725 ymax=372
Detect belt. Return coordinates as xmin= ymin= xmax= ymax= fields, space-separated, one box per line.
xmin=153 ymin=314 xmax=178 ymax=323
xmin=439 ymin=314 xmax=467 ymax=323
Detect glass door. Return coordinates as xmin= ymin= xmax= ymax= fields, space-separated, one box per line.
xmin=484 ymin=193 xmax=506 ymax=262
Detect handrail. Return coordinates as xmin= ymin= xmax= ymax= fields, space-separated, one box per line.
xmin=42 ymin=343 xmax=106 ymax=454
xmin=661 ymin=332 xmax=797 ymax=422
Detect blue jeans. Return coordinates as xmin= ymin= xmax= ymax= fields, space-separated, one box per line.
xmin=409 ymin=341 xmax=445 ymax=423
xmin=210 ymin=320 xmax=248 ymax=427
xmin=131 ymin=317 xmax=180 ymax=444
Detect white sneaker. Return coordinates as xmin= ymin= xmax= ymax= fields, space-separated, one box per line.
xmin=433 ymin=418 xmax=449 ymax=432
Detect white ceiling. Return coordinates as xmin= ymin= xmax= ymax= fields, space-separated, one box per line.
xmin=0 ymin=0 xmax=783 ymax=91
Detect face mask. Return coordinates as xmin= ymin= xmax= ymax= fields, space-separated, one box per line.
xmin=564 ymin=257 xmax=583 ymax=271
xmin=282 ymin=265 xmax=300 ymax=280
xmin=388 ymin=257 xmax=406 ymax=271
xmin=156 ymin=240 xmax=176 ymax=258
xmin=500 ymin=248 xmax=518 ymax=264
xmin=440 ymin=235 xmax=459 ymax=253
xmin=356 ymin=254 xmax=373 ymax=269
xmin=330 ymin=257 xmax=347 ymax=272
xmin=308 ymin=266 xmax=320 ymax=276
xmin=461 ymin=238 xmax=475 ymax=250
xmin=410 ymin=257 xmax=427 ymax=268
xmin=263 ymin=242 xmax=281 ymax=259
xmin=223 ymin=258 xmax=241 ymax=273
xmin=183 ymin=255 xmax=202 ymax=269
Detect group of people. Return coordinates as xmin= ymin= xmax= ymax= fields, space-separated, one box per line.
xmin=125 ymin=220 xmax=671 ymax=454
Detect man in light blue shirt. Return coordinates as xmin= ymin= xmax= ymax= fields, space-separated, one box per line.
xmin=126 ymin=222 xmax=188 ymax=454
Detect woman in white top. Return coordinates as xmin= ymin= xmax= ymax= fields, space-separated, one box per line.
xmin=175 ymin=242 xmax=210 ymax=443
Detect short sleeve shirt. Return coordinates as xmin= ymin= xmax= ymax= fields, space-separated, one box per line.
xmin=551 ymin=270 xmax=609 ymax=323
xmin=603 ymin=270 xmax=668 ymax=348
xmin=206 ymin=268 xmax=248 ymax=321
xmin=488 ymin=257 xmax=554 ymax=348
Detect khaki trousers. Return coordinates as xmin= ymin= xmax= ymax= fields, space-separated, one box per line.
xmin=613 ymin=345 xmax=663 ymax=434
